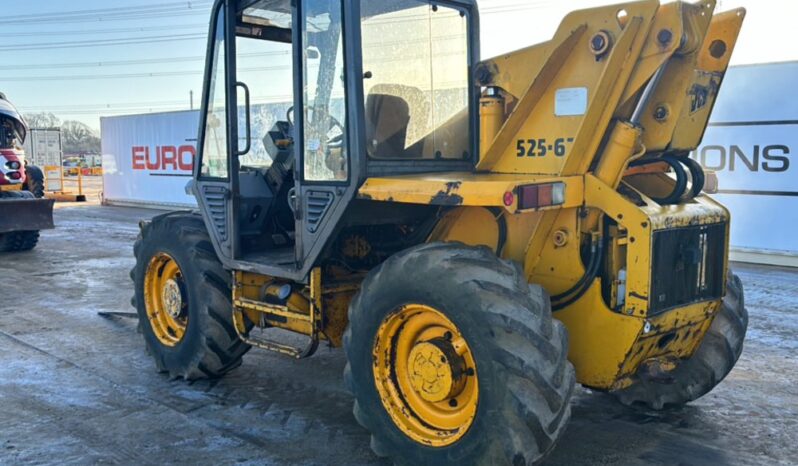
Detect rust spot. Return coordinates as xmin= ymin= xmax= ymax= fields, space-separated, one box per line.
xmin=688 ymin=77 xmax=720 ymax=114
xmin=444 ymin=181 xmax=462 ymax=192
xmin=430 ymin=182 xmax=464 ymax=206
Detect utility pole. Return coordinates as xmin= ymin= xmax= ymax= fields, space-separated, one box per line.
xmin=190 ymin=90 xmax=194 ymax=110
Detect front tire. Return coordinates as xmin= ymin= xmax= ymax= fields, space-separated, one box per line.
xmin=0 ymin=190 xmax=40 ymax=252
xmin=612 ymin=271 xmax=748 ymax=409
xmin=23 ymin=165 xmax=45 ymax=198
xmin=0 ymin=230 xmax=39 ymax=252
xmin=131 ymin=211 xmax=250 ymax=380
xmin=344 ymin=243 xmax=575 ymax=465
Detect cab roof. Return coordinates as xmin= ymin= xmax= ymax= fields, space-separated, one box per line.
xmin=240 ymin=0 xmax=478 ymax=17
xmin=0 ymin=95 xmax=27 ymax=143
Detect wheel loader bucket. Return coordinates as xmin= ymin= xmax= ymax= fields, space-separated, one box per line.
xmin=0 ymin=197 xmax=55 ymax=233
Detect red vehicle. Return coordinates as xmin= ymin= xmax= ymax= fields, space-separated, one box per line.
xmin=0 ymin=93 xmax=53 ymax=252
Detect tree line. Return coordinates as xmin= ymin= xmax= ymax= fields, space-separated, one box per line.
xmin=23 ymin=112 xmax=101 ymax=155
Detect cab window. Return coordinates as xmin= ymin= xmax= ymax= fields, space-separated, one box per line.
xmin=360 ymin=1 xmax=471 ymax=160
xmin=200 ymin=6 xmax=229 ymax=178
xmin=302 ymin=0 xmax=348 ymax=182
xmin=236 ymin=6 xmax=294 ymax=170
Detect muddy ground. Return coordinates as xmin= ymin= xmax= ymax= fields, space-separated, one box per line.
xmin=0 ymin=202 xmax=795 ymax=465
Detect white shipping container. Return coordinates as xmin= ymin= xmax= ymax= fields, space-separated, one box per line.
xmin=21 ymin=128 xmax=63 ymax=168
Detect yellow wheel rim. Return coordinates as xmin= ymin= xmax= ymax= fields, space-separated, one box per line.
xmin=372 ymin=304 xmax=478 ymax=447
xmin=143 ymin=252 xmax=188 ymax=347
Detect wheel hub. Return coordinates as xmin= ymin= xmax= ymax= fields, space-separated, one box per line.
xmin=372 ymin=304 xmax=479 ymax=447
xmin=162 ymin=278 xmax=184 ymax=319
xmin=144 ymin=252 xmax=188 ymax=347
xmin=407 ymin=339 xmax=466 ymax=402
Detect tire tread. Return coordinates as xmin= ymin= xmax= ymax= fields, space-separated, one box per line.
xmin=131 ymin=211 xmax=250 ymax=381
xmin=343 ymin=242 xmax=574 ymax=465
xmin=613 ymin=271 xmax=748 ymax=410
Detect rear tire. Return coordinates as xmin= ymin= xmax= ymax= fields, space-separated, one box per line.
xmin=344 ymin=242 xmax=575 ymax=465
xmin=131 ymin=211 xmax=250 ymax=380
xmin=612 ymin=271 xmax=747 ymax=409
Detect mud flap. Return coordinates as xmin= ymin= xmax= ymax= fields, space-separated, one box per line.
xmin=0 ymin=198 xmax=55 ymax=233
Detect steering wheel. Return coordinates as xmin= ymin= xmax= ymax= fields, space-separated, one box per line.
xmin=326 ymin=116 xmax=345 ymax=146
xmin=286 ymin=105 xmax=344 ymax=145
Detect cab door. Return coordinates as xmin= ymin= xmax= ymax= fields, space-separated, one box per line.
xmin=294 ymin=0 xmax=362 ymax=272
xmin=194 ymin=0 xmax=236 ymax=260
xmin=195 ymin=0 xmax=363 ymax=280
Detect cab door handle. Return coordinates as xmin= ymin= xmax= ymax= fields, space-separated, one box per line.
xmin=236 ymin=81 xmax=251 ymax=156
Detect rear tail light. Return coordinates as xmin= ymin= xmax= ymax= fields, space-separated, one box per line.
xmin=7 ymin=171 xmax=21 ymax=180
xmin=517 ymin=182 xmax=565 ymax=210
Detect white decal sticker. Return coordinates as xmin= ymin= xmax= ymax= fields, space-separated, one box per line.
xmin=555 ymin=87 xmax=588 ymax=117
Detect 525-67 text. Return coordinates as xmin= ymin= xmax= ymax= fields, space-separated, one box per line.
xmin=516 ymin=137 xmax=574 ymax=158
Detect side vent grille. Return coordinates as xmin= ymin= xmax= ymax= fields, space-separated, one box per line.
xmin=202 ymin=186 xmax=228 ymax=241
xmin=306 ymin=191 xmax=333 ymax=233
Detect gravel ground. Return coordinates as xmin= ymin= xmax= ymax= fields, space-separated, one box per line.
xmin=0 ymin=202 xmax=795 ymax=465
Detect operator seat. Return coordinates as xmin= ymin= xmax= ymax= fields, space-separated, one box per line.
xmin=365 ymin=90 xmax=414 ymax=159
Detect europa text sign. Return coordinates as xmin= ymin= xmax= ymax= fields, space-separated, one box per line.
xmin=101 ymin=111 xmax=200 ymax=207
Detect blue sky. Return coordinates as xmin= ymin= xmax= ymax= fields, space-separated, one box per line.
xmin=1 ymin=0 xmax=792 ymax=131
xmin=2 ymin=0 xmax=216 ymax=128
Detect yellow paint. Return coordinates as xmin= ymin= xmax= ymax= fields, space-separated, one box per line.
xmin=554 ymin=283 xmax=644 ymax=387
xmin=476 ymin=2 xmax=659 ymax=176
xmin=613 ymin=300 xmax=718 ymax=389
xmin=372 ymin=304 xmax=478 ymax=447
xmin=583 ymin=120 xmax=644 ymax=231
xmin=231 ymin=269 xmax=324 ymax=358
xmin=636 ymin=2 xmax=717 ymax=152
xmin=232 ymin=269 xmax=357 ymax=349
xmin=428 ymin=207 xmax=499 ymax=251
xmin=479 ymin=93 xmax=505 ymax=159
xmin=617 ymin=2 xmax=683 ymax=107
xmin=143 ymin=252 xmax=187 ymax=347
xmin=358 ymin=172 xmax=584 ymax=213
xmin=671 ymin=8 xmax=746 ymax=149
xmin=407 ymin=341 xmax=464 ymax=403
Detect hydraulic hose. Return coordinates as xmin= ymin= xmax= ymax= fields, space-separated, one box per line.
xmin=552 ymin=221 xmax=609 ymax=312
xmin=629 ymin=154 xmax=688 ymax=205
xmin=681 ymin=156 xmax=706 ymax=199
xmin=551 ymin=238 xmax=599 ymax=303
xmin=487 ymin=207 xmax=508 ymax=256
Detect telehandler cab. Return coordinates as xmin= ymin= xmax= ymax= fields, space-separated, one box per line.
xmin=132 ymin=0 xmax=748 ymax=463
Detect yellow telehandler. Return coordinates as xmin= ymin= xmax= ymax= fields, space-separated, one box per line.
xmin=131 ymin=1 xmax=747 ymax=463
